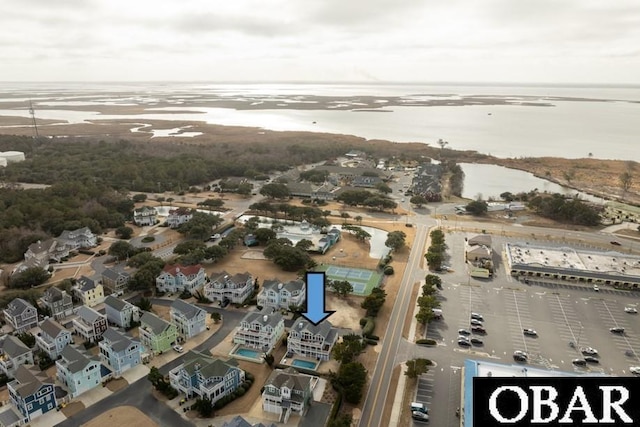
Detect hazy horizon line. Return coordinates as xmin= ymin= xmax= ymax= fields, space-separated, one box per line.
xmin=1 ymin=80 xmax=640 ymax=88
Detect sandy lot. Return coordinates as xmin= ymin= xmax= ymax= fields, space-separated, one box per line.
xmin=81 ymin=406 xmax=157 ymax=427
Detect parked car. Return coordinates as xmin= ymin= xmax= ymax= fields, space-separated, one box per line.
xmin=173 ymin=345 xmax=184 ymax=353
xmin=472 ymin=326 xmax=487 ymax=334
xmin=581 ymin=347 xmax=598 ymax=356
xmin=610 ymin=327 xmax=625 ymax=334
xmin=593 ymin=285 xmax=600 ymax=292
xmin=458 ymin=329 xmax=471 ymax=336
xmin=630 ymin=366 xmax=640 ymax=375
xmin=471 ymin=338 xmax=484 ymax=346
xmin=625 ymin=307 xmax=638 ymax=314
xmin=572 ymin=359 xmax=587 ymax=366
xmin=471 ymin=313 xmax=484 ymax=321
xmin=458 ymin=335 xmax=470 ymax=341
xmin=523 ymin=328 xmax=538 ymax=337
xmin=410 ymin=402 xmax=429 ymax=414
xmin=513 ymin=351 xmax=528 ymax=362
xmin=584 ymin=356 xmax=600 ymax=364
xmin=458 ymin=339 xmax=471 ymax=347
xmin=411 ymin=411 xmax=430 ymax=422
xmin=470 ymin=319 xmax=483 ymax=326
xmin=611 ymin=241 xmax=622 ymax=246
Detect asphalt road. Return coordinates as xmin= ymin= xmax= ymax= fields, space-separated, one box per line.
xmin=358 ymin=224 xmax=429 ymax=427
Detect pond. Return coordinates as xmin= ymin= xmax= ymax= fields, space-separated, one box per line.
xmin=460 ymin=163 xmax=603 ymax=203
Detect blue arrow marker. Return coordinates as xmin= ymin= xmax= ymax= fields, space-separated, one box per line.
xmin=301 ymin=272 xmax=335 ymax=326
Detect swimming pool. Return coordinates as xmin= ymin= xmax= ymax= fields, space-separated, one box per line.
xmin=291 ymin=359 xmax=319 ymax=370
xmin=233 ymin=348 xmax=262 ymax=359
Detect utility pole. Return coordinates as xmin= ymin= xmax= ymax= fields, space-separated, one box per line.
xmin=28 ymin=100 xmax=40 ymax=139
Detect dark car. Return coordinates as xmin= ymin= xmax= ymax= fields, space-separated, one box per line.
xmin=458 ymin=338 xmax=471 ymax=347
xmin=584 ymin=356 xmax=600 ymax=364
xmin=572 ymin=359 xmax=587 ymax=367
xmin=513 ymin=351 xmax=528 ymax=362
xmin=610 ymin=327 xmax=625 ymax=334
xmin=405 ymin=223 xmax=413 ymax=228
xmin=472 ymin=326 xmax=487 ymax=334
xmin=471 ymin=338 xmax=484 ymax=346
xmin=458 ymin=329 xmax=471 ymax=336
xmin=611 ymin=241 xmax=622 ymax=246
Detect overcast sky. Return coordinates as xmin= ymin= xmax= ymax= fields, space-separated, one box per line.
xmin=2 ymin=0 xmax=640 ymax=83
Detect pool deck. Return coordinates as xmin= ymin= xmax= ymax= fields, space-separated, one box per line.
xmin=229 ymin=343 xmax=266 ymax=364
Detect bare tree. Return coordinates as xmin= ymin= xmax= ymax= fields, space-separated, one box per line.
xmin=620 ymin=171 xmax=633 ymax=193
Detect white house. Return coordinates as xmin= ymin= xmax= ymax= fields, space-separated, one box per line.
xmin=104 ymin=295 xmax=140 ymax=329
xmin=57 ymin=227 xmax=97 ymax=250
xmin=233 ymin=310 xmax=285 ymax=355
xmin=258 ymin=279 xmax=306 ymax=310
xmin=133 ymin=206 xmax=157 ymax=226
xmin=205 ymin=271 xmax=254 ymax=305
xmin=167 ymin=207 xmax=193 ymax=228
xmin=170 ymin=300 xmax=207 ymax=340
xmin=287 ymin=319 xmax=338 ymax=362
xmin=156 ymin=264 xmax=206 ymax=294
xmin=262 ymin=368 xmax=315 ymax=422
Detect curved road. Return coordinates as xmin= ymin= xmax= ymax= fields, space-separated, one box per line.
xmin=55 ymin=303 xmax=245 ymax=427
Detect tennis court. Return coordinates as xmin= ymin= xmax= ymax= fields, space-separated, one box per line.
xmin=315 ymin=264 xmax=382 ymax=296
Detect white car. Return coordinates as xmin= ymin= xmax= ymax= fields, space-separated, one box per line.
xmin=593 ymin=285 xmax=600 ymax=292
xmin=580 ymin=347 xmax=598 ymax=356
xmin=173 ymin=345 xmax=184 ymax=353
xmin=630 ymin=366 xmax=640 ymax=375
xmin=523 ymin=328 xmax=538 ymax=337
xmin=625 ymin=307 xmax=638 ymax=314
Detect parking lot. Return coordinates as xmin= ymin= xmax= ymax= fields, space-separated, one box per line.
xmin=412 ymin=231 xmax=640 ymax=426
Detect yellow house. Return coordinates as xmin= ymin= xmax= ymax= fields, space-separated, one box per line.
xmin=74 ymin=276 xmax=105 ymax=307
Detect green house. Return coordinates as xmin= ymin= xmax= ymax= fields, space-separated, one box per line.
xmin=139 ymin=312 xmax=178 ymax=355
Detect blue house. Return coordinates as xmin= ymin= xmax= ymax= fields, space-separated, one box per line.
xmin=169 ymin=351 xmax=245 ymax=403
xmin=8 ymin=365 xmax=57 ymax=423
xmin=99 ymin=328 xmax=143 ymax=377
xmin=56 ymin=346 xmax=105 ymax=398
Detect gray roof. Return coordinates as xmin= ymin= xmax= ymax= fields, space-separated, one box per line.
xmin=58 ymin=227 xmax=92 ymax=240
xmin=76 ymin=306 xmax=105 ymax=324
xmin=179 ymin=350 xmax=239 ymax=378
xmin=265 ymin=367 xmax=312 ymax=393
xmin=222 ymin=416 xmax=278 ymax=427
xmin=262 ymin=279 xmax=304 ymax=293
xmin=4 ymin=298 xmax=35 ymax=317
xmin=104 ymin=295 xmax=128 ymax=311
xmin=102 ymin=328 xmax=138 ymax=353
xmin=27 ymin=239 xmax=57 ymax=255
xmin=76 ymin=276 xmax=96 ymax=292
xmin=241 ymin=310 xmax=284 ymax=329
xmin=292 ymin=318 xmax=338 ymax=344
xmin=44 ymin=286 xmax=64 ymax=301
xmin=0 ymin=335 xmax=31 ymax=358
xmin=10 ymin=365 xmax=53 ymax=398
xmin=102 ymin=268 xmax=130 ymax=282
xmin=59 ymin=345 xmax=99 ymax=374
xmin=0 ymin=406 xmax=22 ymax=426
xmin=40 ymin=318 xmax=68 ymax=339
xmin=171 ymin=299 xmax=205 ymax=320
xmin=140 ymin=312 xmax=172 ymax=335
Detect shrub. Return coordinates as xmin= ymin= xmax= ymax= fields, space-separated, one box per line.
xmin=359 ymin=318 xmax=367 ymax=327
xmin=245 ymin=372 xmax=255 ymax=382
xmin=383 ymin=265 xmax=394 ymax=275
xmin=416 ymin=339 xmax=437 ymax=346
xmin=362 ymin=318 xmax=375 ymax=337
xmin=236 ymin=388 xmax=246 ymax=397
xmin=141 ymin=236 xmax=155 ymax=243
